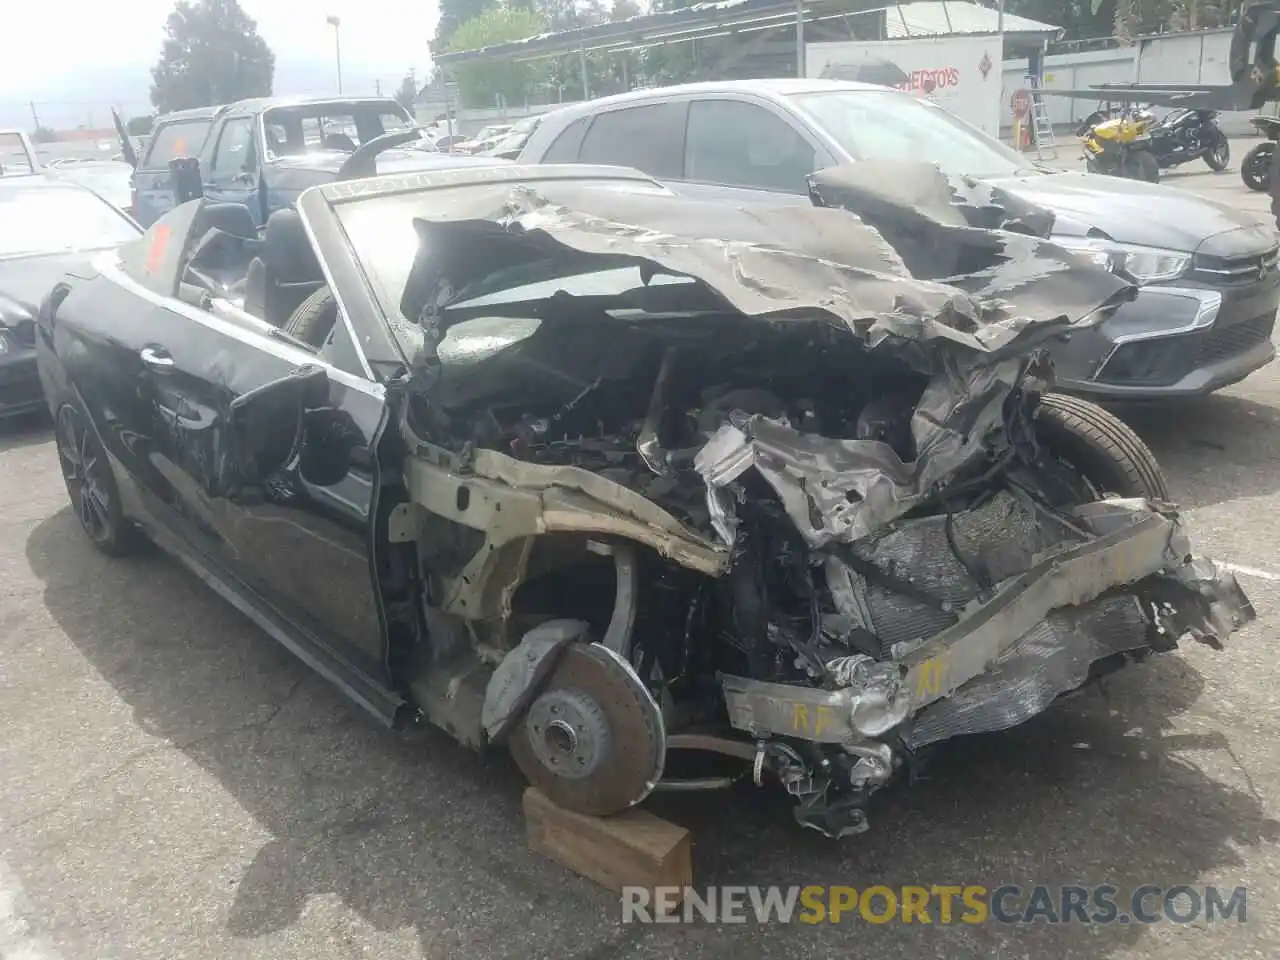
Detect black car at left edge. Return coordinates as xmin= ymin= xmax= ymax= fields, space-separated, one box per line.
xmin=0 ymin=174 xmax=142 ymax=419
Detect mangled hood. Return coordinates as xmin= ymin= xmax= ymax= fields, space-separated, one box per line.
xmin=398 ymin=162 xmax=1138 ymax=544
xmin=400 ymin=161 xmax=1134 ymax=371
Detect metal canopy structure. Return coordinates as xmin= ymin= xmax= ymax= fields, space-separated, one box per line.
xmin=432 ymin=0 xmax=1062 ymax=70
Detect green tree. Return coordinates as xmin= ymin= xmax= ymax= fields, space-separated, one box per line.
xmin=31 ymin=126 xmax=58 ymax=143
xmin=435 ymin=0 xmax=497 ymax=51
xmin=1006 ymin=0 xmax=1113 ymax=39
xmin=126 ymin=114 xmax=155 ymax=136
xmin=395 ymin=74 xmax=419 ymax=110
xmin=150 ymin=0 xmax=275 ymax=113
xmin=447 ymin=7 xmax=549 ymax=107
xmin=642 ymin=0 xmax=702 ymax=87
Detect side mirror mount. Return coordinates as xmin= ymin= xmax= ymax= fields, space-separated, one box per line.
xmin=226 ymin=364 xmax=329 ymax=492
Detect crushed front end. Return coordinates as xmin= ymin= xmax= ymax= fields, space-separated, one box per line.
xmin=387 ymin=162 xmax=1255 ymax=839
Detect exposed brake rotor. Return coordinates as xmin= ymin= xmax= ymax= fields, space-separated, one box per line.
xmin=509 ymin=642 xmax=666 ymax=816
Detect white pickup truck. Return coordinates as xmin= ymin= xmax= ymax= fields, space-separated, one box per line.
xmin=0 ymin=129 xmax=39 ymax=176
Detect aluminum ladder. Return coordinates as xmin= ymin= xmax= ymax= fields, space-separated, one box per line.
xmin=1027 ymin=74 xmax=1059 ymax=160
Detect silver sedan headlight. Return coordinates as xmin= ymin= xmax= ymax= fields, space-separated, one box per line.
xmin=1051 ymin=236 xmax=1191 ymax=284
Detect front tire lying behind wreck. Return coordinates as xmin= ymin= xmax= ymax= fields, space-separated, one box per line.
xmin=1035 ymin=393 xmax=1170 ymax=501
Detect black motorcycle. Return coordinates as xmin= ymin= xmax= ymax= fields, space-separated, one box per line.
xmin=1145 ymin=107 xmax=1231 ymax=172
xmin=1241 ymin=115 xmax=1280 ymax=191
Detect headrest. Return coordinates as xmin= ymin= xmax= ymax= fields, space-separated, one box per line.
xmin=262 ymin=208 xmax=322 ymax=283
xmin=194 ymin=202 xmax=259 ymax=241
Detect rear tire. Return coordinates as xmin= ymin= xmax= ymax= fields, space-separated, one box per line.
xmin=1033 ymin=393 xmax=1170 ymax=501
xmin=284 ymin=286 xmax=338 ymax=348
xmin=1127 ymin=150 xmax=1160 ymax=183
xmin=1241 ymin=142 xmax=1273 ymax=191
xmin=54 ymin=402 xmax=142 ymax=556
xmin=1204 ymin=135 xmax=1230 ymax=172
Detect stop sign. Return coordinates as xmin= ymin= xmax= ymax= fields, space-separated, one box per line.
xmin=1011 ymin=89 xmax=1031 ymax=118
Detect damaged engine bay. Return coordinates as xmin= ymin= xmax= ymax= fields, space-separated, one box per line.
xmin=382 ymin=163 xmax=1257 ymax=839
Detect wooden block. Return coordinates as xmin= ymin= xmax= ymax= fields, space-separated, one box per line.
xmin=523 ymin=787 xmax=692 ymax=908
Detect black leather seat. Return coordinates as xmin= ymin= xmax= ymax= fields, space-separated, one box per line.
xmin=193 ymin=202 xmax=259 ymax=240
xmin=243 ymin=209 xmax=326 ymax=326
xmin=186 ymin=202 xmax=263 ymax=289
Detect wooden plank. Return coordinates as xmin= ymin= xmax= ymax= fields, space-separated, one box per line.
xmin=523 ymin=787 xmax=692 ymax=908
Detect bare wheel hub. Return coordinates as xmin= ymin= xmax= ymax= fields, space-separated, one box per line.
xmin=510 ymin=643 xmax=666 ymax=816
xmin=524 ymin=689 xmax=611 ymax=779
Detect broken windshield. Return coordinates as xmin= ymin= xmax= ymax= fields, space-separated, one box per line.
xmin=333 ymin=179 xmax=675 ymax=361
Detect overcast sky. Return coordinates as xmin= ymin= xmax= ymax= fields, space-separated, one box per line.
xmin=0 ymin=0 xmax=442 ymax=128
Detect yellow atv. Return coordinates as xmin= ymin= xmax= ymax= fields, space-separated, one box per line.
xmin=1077 ymin=109 xmax=1161 ymax=182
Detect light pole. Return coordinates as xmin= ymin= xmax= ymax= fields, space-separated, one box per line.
xmin=326 ymin=15 xmax=343 ymax=94
xmin=430 ymin=15 xmax=460 ymax=140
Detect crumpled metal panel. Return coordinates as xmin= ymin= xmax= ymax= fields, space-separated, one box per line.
xmin=905 ymin=594 xmax=1149 ymax=749
xmin=692 ymin=355 xmax=1031 ymax=547
xmin=402 ymin=167 xmax=1136 ymax=368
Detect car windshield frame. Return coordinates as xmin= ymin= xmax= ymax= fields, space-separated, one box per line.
xmin=0 ymin=131 xmax=37 ymax=176
xmin=308 ymin=172 xmax=674 ymax=372
xmin=788 ymin=88 xmax=1040 ymax=180
xmin=0 ymin=181 xmax=141 ymax=260
xmin=261 ymin=101 xmax=420 ymax=158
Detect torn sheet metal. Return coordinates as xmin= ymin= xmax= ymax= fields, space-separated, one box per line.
xmin=693 ymin=354 xmax=1027 ymax=546
xmin=399 ymin=169 xmax=1136 ymax=367
xmin=807 ymin=163 xmax=1124 ymax=320
xmin=808 ymin=161 xmax=1057 ymax=240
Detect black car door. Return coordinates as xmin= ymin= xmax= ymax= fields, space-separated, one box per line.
xmin=50 ymin=203 xmax=205 ymax=533
xmin=98 ymin=248 xmax=391 ymax=681
xmin=50 ymin=279 xmax=185 ymax=532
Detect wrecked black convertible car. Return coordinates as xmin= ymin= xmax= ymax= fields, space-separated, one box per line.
xmin=34 ymin=162 xmax=1254 ymax=839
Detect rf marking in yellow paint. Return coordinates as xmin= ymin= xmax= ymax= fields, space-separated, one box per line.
xmin=915 ymin=656 xmax=947 ymax=699
xmin=791 ymin=703 xmax=836 ymax=737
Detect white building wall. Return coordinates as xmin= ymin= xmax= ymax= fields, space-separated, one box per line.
xmin=1000 ymin=28 xmax=1257 ymax=138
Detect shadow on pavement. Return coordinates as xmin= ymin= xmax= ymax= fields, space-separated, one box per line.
xmin=0 ymin=411 xmax=51 ymax=453
xmin=1111 ymin=392 xmax=1280 ymax=509
xmin=24 ymin=509 xmax=1280 ymax=960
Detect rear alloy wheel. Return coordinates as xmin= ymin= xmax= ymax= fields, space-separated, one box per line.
xmin=1125 ymin=150 xmax=1160 ymax=183
xmin=55 ymin=403 xmax=139 ymax=556
xmin=1205 ymin=136 xmax=1230 ymax=172
xmin=1241 ymin=142 xmax=1273 ymax=191
xmin=1033 ymin=393 xmax=1170 ymax=502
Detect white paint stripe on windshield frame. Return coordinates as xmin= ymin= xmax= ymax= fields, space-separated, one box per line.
xmin=94 ymin=250 xmax=383 ymax=400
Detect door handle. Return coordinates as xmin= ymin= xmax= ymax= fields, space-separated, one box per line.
xmin=140 ymin=345 xmax=174 ymax=368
